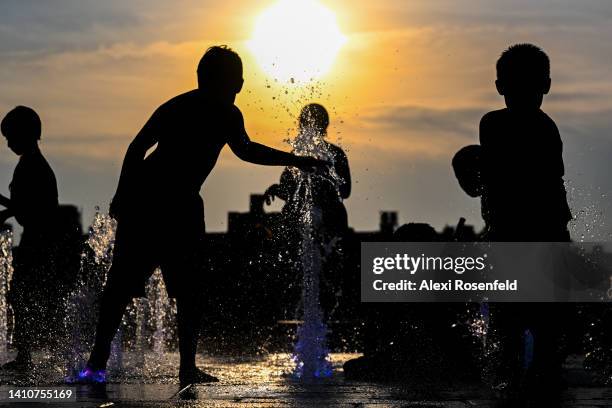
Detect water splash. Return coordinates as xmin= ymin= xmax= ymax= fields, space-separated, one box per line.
xmin=146 ymin=269 xmax=172 ymax=374
xmin=0 ymin=228 xmax=14 ymax=364
xmin=65 ymin=208 xmax=176 ymax=382
xmin=132 ymin=298 xmax=147 ymax=377
xmin=566 ymin=180 xmax=610 ymax=241
xmin=584 ymin=306 xmax=612 ymax=386
xmin=470 ymin=303 xmax=489 ymax=346
xmin=289 ymin=119 xmax=344 ymax=380
xmin=467 ymin=302 xmax=499 ymax=386
xmin=291 ymin=197 xmax=332 ymax=379
xmin=64 ymin=209 xmax=117 ymax=381
xmin=86 ymin=209 xmax=117 ymax=266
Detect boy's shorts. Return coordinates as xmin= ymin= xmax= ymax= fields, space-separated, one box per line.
xmin=104 ymin=199 xmax=207 ymax=299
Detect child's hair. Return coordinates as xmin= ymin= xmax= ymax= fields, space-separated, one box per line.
xmin=1 ymin=106 xmax=42 ymax=141
xmin=496 ymin=43 xmax=550 ymax=80
xmin=197 ymin=45 xmax=243 ymax=86
xmin=299 ymin=103 xmax=329 ymax=134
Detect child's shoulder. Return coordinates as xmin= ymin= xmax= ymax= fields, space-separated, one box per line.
xmin=157 ymin=91 xmax=243 ymax=120
xmin=536 ymin=109 xmax=558 ymax=129
xmin=480 ymin=108 xmax=509 ymax=127
xmin=479 ymin=110 xmax=509 ymax=145
xmin=14 ymin=151 xmax=53 ymax=179
xmin=325 ymin=141 xmax=347 ymax=157
xmin=160 ymin=90 xmax=200 ymax=110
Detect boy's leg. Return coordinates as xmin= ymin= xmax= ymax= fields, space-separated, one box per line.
xmin=6 ymin=245 xmax=37 ymax=368
xmin=87 ymin=275 xmax=132 ymax=371
xmin=176 ymin=291 xmax=218 ymax=384
xmin=490 ymin=304 xmax=524 ymax=388
xmin=176 ymin=292 xmax=203 ymax=372
xmin=167 ymin=231 xmax=218 ymax=383
xmin=87 ymin=217 xmax=154 ymax=371
xmin=166 ymin=202 xmax=217 ymax=383
xmin=529 ymin=304 xmax=564 ymax=386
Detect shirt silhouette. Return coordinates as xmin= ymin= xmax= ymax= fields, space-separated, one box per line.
xmin=480 ymin=109 xmax=571 ymax=240
xmin=9 ymin=150 xmax=58 ymax=229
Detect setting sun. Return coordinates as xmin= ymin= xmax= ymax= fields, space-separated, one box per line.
xmin=248 ymin=0 xmax=346 ymax=82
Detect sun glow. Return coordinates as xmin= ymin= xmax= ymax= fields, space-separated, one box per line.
xmin=248 ymin=0 xmax=347 ymax=82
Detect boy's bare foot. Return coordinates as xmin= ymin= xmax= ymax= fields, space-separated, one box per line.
xmin=179 ymin=367 xmax=219 ymax=386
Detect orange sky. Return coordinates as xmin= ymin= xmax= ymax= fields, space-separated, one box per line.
xmin=1 ymin=0 xmax=611 ymax=239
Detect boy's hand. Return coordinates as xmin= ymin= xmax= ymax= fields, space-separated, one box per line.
xmin=294 ymin=156 xmax=330 ymax=172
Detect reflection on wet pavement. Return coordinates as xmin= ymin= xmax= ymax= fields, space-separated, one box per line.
xmin=0 ymin=352 xmax=611 ymax=407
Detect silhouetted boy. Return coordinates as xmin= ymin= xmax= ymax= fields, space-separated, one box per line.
xmin=264 ymin=103 xmax=351 ymax=236
xmin=478 ymin=43 xmax=572 ymax=397
xmin=83 ymin=46 xmax=326 ymax=386
xmin=0 ymin=106 xmax=59 ymax=370
xmin=480 ymin=43 xmax=571 ymax=241
xmin=264 ymin=103 xmax=350 ymax=316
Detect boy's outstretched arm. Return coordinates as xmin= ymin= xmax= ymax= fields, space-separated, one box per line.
xmin=110 ymin=109 xmax=161 ymax=218
xmin=231 ymin=139 xmax=324 ymax=169
xmin=227 ymin=107 xmax=327 ymax=170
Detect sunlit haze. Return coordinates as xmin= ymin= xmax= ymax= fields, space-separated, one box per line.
xmin=248 ymin=0 xmax=346 ymax=82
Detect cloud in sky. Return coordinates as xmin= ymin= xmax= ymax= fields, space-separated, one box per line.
xmin=0 ymin=0 xmax=611 ymax=240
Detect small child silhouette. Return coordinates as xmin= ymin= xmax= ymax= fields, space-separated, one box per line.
xmin=478 ymin=43 xmax=571 ymax=241
xmin=452 ymin=144 xmax=483 ymax=199
xmin=452 ymin=145 xmax=492 ymax=234
xmin=264 ymin=103 xmax=351 ymax=235
xmin=0 ymin=106 xmax=59 ymax=370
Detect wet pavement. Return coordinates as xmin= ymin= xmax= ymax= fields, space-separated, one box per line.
xmin=0 ymin=352 xmax=610 ymax=407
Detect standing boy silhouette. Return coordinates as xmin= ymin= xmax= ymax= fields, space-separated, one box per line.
xmin=0 ymin=106 xmax=59 ymax=370
xmin=478 ymin=43 xmax=572 ymax=396
xmin=83 ymin=46 xmax=327 ymax=385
